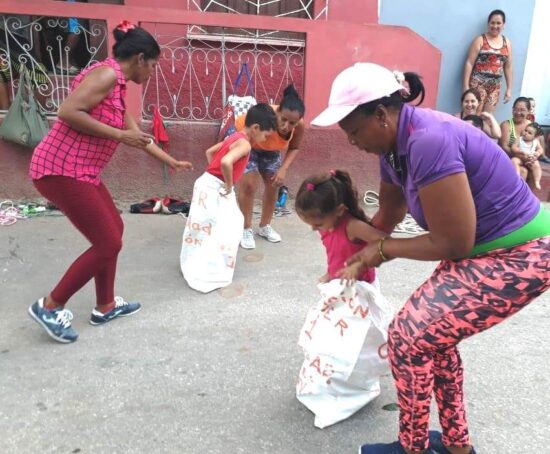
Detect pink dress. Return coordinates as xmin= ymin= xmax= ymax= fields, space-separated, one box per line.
xmin=29 ymin=58 xmax=126 ymax=185
xmin=320 ymin=214 xmax=376 ymax=283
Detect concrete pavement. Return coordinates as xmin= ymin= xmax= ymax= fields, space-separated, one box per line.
xmin=1 ymin=209 xmax=549 ymax=453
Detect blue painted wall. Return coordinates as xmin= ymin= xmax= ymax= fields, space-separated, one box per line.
xmin=379 ymin=0 xmax=536 ymax=122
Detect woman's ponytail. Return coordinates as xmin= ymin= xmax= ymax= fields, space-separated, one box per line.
xmin=401 ymin=72 xmax=425 ymax=105
xmin=279 ymin=83 xmax=305 ymax=117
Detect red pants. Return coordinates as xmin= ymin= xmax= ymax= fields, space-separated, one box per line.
xmin=33 ymin=176 xmax=123 ymax=307
xmin=388 ymin=237 xmax=550 ymax=451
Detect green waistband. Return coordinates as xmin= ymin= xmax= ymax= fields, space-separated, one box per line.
xmin=469 ymin=205 xmax=550 ymax=257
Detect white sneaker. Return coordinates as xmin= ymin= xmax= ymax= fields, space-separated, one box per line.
xmin=257 ymin=225 xmax=281 ymax=243
xmin=240 ymin=228 xmax=256 ymax=249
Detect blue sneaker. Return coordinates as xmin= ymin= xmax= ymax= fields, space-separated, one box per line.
xmin=28 ymin=298 xmax=78 ymax=343
xmin=359 ymin=441 xmax=439 ymax=454
xmin=429 ymin=431 xmax=477 ymax=454
xmin=89 ymin=296 xmax=141 ymax=325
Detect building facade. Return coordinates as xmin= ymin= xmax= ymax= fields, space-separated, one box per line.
xmin=0 ymin=0 xmax=441 ymax=201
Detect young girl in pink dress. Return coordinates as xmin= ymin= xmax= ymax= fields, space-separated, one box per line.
xmin=295 ymin=169 xmax=386 ymax=285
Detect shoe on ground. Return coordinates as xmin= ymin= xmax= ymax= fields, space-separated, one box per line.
xmin=240 ymin=228 xmax=256 ymax=249
xmin=89 ymin=296 xmax=141 ymax=326
xmin=257 ymin=224 xmax=281 ymax=243
xmin=428 ymin=430 xmax=477 ymax=454
xmin=28 ymin=297 xmax=78 ymax=343
xmin=538 ymin=155 xmax=550 ymax=164
xmin=359 ymin=440 xmax=440 ymax=454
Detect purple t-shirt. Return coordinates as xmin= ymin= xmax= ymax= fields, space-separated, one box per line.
xmin=380 ymin=104 xmax=540 ymax=245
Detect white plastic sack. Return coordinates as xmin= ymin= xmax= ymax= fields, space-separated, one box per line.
xmin=180 ymin=172 xmax=243 ymax=293
xmin=296 ymin=279 xmax=393 ymax=428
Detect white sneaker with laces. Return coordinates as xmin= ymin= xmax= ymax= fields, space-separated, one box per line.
xmin=240 ymin=228 xmax=256 ymax=249
xmin=257 ymin=224 xmax=281 ymax=243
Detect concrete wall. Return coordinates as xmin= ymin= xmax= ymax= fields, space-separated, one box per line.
xmin=379 ymin=0 xmax=536 ymax=121
xmin=0 ymin=0 xmax=440 ymax=202
xmin=0 ymin=123 xmax=382 ymax=204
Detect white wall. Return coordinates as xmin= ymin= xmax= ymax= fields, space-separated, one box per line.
xmin=379 ymin=0 xmax=536 ymax=123
xmin=521 ymin=0 xmax=550 ymax=125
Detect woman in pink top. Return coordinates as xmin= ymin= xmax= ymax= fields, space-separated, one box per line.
xmin=28 ymin=22 xmax=192 ymax=344
xmin=294 ymin=169 xmax=385 ymax=284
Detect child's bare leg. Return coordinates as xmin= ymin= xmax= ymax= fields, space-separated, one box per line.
xmin=530 ymin=160 xmax=542 ymax=190
xmin=510 ymin=157 xmax=523 ymax=175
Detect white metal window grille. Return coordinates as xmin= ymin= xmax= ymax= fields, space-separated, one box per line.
xmin=188 ymin=0 xmax=328 ymax=20
xmin=142 ymin=25 xmax=304 ymax=122
xmin=0 ymin=15 xmax=108 ymax=115
xmin=187 ymin=0 xmax=328 ymax=43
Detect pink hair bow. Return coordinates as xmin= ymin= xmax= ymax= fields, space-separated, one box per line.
xmin=117 ymin=20 xmax=136 ymax=33
xmin=306 ymin=183 xmax=315 ymax=191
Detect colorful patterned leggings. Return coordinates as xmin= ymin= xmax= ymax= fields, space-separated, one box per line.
xmin=469 ymin=76 xmax=501 ymax=110
xmin=33 ymin=176 xmax=123 ymax=307
xmin=388 ymin=237 xmax=550 ymax=451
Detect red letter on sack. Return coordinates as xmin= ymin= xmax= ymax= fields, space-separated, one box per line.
xmin=335 ymin=319 xmax=348 ymax=336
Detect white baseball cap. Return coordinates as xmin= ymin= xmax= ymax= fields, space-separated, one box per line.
xmin=311 ymin=63 xmax=406 ymax=127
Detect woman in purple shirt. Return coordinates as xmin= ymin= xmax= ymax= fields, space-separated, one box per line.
xmin=312 ymin=63 xmax=550 ymax=454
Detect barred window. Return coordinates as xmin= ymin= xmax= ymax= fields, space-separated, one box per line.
xmin=198 ymin=0 xmax=314 ymax=19
xmin=191 ymin=1 xmax=316 ymax=43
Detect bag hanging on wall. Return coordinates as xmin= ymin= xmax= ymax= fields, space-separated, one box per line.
xmin=217 ymin=63 xmax=257 ymax=142
xmin=0 ymin=70 xmax=49 ymax=149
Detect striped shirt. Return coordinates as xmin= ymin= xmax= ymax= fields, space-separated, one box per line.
xmin=29 ymin=58 xmax=126 ymax=185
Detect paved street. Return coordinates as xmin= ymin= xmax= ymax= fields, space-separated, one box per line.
xmin=1 ymin=210 xmax=549 ymax=453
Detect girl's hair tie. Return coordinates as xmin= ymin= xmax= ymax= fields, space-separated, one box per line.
xmin=306 ymin=183 xmax=315 ymax=191
xmin=329 ymin=169 xmax=336 ymax=177
xmin=117 ymin=20 xmax=136 ymax=33
xmin=393 ymin=70 xmax=405 ymax=84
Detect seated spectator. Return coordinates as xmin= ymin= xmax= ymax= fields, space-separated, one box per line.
xmin=455 ymin=88 xmax=501 ymax=138
xmin=526 ymin=96 xmax=550 ymax=164
xmin=462 ymin=114 xmax=483 ymax=129
xmin=499 ymin=97 xmax=535 ymax=186
xmin=527 ymin=97 xmax=536 ymax=121
xmin=510 ymin=122 xmax=544 ymax=190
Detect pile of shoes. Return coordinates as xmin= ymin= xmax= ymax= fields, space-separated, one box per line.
xmin=130 ymin=196 xmax=190 ymax=215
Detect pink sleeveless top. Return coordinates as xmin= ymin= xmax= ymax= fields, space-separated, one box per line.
xmin=320 ymin=214 xmax=376 ymax=283
xmin=29 ymin=58 xmax=126 ymax=185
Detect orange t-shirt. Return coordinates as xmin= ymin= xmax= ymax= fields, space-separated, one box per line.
xmin=235 ymin=104 xmax=294 ymax=152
